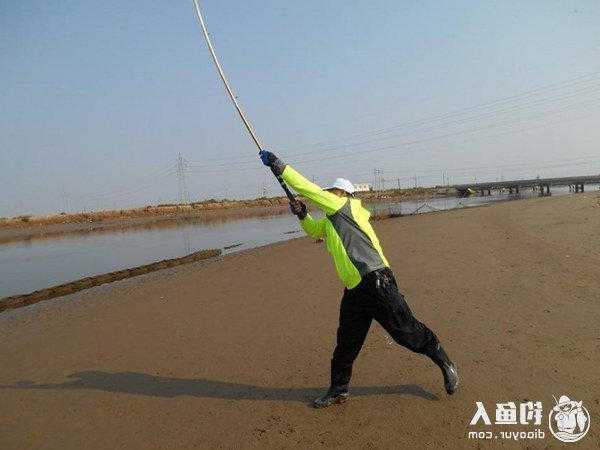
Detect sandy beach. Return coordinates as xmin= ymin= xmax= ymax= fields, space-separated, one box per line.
xmin=1 ymin=193 xmax=599 ymax=449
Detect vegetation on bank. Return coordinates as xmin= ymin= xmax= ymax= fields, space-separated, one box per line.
xmin=0 ymin=186 xmax=449 ymax=230
xmin=0 ymin=248 xmax=221 ymax=313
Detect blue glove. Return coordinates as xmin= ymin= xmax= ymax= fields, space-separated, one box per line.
xmin=259 ymin=150 xmax=286 ymax=176
xmin=259 ymin=150 xmax=276 ymax=167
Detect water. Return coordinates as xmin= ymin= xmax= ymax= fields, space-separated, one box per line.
xmin=370 ymin=192 xmax=510 ymax=216
xmin=0 ymin=186 xmax=593 ymax=298
xmin=370 ymin=184 xmax=593 ymax=215
xmin=0 ymin=214 xmax=299 ymax=298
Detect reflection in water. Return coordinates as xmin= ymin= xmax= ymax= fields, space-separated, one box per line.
xmin=0 ymin=205 xmax=290 ymax=246
xmin=0 ymin=214 xmax=300 ymax=298
xmin=179 ymin=222 xmax=192 ymax=255
xmin=0 ymin=186 xmax=587 ymax=299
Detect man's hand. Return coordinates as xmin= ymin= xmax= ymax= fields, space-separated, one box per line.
xmin=259 ymin=150 xmax=277 ymax=167
xmin=259 ymin=150 xmax=285 ymax=176
xmin=289 ymin=200 xmax=307 ymax=220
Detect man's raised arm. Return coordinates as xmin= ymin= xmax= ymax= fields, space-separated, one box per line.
xmin=259 ymin=150 xmax=346 ymax=215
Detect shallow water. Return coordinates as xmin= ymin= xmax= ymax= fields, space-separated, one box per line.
xmin=0 ymin=186 xmax=592 ymax=298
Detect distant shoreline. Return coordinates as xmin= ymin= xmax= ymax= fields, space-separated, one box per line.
xmin=0 ymin=187 xmax=442 ymax=244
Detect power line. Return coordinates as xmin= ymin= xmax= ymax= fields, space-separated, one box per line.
xmin=73 ymin=163 xmax=177 ymax=202
xmin=43 ymin=71 xmax=600 ymax=210
xmin=184 ymin=70 xmax=600 ymax=169
xmin=185 ymin=95 xmax=600 ymax=177
xmin=277 ymin=85 xmax=600 ymax=164
xmin=69 ymin=164 xmax=178 ymax=209
xmin=291 ymin=70 xmax=600 ymax=151
xmin=292 ymin=99 xmax=600 ymax=167
xmin=184 ymin=82 xmax=600 ymax=172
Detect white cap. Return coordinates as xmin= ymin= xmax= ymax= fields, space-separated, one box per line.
xmin=327 ymin=178 xmax=355 ymax=194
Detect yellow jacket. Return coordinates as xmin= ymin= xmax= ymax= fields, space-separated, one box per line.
xmin=282 ymin=165 xmax=389 ymax=289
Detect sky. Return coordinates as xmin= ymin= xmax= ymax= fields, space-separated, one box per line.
xmin=1 ymin=0 xmax=599 ymax=216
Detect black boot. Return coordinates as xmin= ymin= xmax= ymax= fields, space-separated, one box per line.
xmin=429 ymin=343 xmax=459 ymax=395
xmin=441 ymin=362 xmax=459 ymax=395
xmin=313 ymin=388 xmax=349 ymax=408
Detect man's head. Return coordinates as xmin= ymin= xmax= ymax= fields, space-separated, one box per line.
xmin=326 ymin=178 xmax=355 ymax=197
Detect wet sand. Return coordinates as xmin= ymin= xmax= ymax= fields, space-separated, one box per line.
xmin=1 ymin=193 xmax=599 ymax=449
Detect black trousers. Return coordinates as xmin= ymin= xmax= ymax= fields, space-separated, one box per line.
xmin=330 ymin=267 xmax=442 ymax=392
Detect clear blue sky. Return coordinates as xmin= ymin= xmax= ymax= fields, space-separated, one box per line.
xmin=1 ymin=0 xmax=599 ymax=216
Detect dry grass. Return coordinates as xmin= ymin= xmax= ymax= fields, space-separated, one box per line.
xmin=0 ymin=197 xmax=290 ymax=230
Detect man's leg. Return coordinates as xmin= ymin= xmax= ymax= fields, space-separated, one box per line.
xmin=314 ymin=287 xmax=372 ymax=408
xmin=368 ymin=269 xmax=459 ymax=394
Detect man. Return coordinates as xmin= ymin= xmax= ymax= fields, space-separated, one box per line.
xmin=259 ymin=150 xmax=458 ymax=408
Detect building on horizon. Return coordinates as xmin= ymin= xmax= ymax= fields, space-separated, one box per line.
xmin=354 ymin=183 xmax=372 ymax=192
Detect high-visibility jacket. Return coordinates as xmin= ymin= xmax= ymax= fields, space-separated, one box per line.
xmin=281 ymin=165 xmax=389 ymax=289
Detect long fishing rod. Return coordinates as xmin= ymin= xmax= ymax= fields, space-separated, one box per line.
xmin=191 ymin=0 xmax=296 ymax=202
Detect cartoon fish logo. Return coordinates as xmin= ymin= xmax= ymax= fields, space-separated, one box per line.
xmin=548 ymin=395 xmax=591 ymax=442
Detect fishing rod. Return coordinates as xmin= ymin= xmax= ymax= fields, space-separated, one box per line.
xmin=191 ymin=0 xmax=296 ymax=202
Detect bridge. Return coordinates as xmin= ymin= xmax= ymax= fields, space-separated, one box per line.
xmin=453 ymin=174 xmax=600 ymax=197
